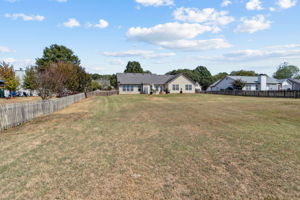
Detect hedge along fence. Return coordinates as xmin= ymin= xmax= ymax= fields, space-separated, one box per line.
xmin=0 ymin=93 xmax=85 ymax=131
xmin=199 ymin=90 xmax=300 ymax=98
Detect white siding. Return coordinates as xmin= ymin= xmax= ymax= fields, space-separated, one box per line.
xmin=281 ymin=80 xmax=293 ymax=90
xmin=119 ymin=85 xmax=141 ymax=95
xmin=267 ymin=84 xmax=280 ymax=91
xmin=243 ymin=84 xmax=257 ymax=91
xmin=210 ymin=77 xmax=234 ymax=91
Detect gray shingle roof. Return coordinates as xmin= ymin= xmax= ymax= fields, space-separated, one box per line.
xmin=228 ymin=76 xmax=279 ymax=84
xmin=117 ymin=73 xmax=175 ymax=85
xmin=289 ymin=79 xmax=300 ymax=84
xmin=209 ymin=79 xmax=222 ymax=88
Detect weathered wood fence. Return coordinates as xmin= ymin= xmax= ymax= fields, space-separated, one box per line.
xmin=0 ymin=90 xmax=119 ymax=131
xmin=199 ymin=90 xmax=300 ymax=98
xmin=0 ymin=93 xmax=85 ymax=131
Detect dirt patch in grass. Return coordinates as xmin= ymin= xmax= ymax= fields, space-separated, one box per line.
xmin=0 ymin=94 xmax=299 ymax=199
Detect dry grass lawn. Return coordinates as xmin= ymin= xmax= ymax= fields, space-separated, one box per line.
xmin=0 ymin=94 xmax=299 ymax=199
xmin=0 ymin=97 xmax=42 ymax=104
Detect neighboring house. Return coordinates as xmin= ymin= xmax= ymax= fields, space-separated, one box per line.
xmin=278 ymin=79 xmax=293 ymax=90
xmin=95 ymin=79 xmax=111 ymax=89
xmin=195 ymin=82 xmax=202 ymax=92
xmin=15 ymin=68 xmax=31 ymax=95
xmin=207 ymin=75 xmax=280 ymax=91
xmin=15 ymin=68 xmax=38 ymax=96
xmin=15 ymin=68 xmax=26 ymax=86
xmin=117 ymin=73 xmax=197 ymax=94
xmin=289 ymin=79 xmax=300 ymax=90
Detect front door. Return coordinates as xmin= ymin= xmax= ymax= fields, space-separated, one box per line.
xmin=143 ymin=86 xmax=148 ymax=94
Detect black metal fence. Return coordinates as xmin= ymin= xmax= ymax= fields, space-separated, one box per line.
xmin=198 ymin=90 xmax=300 ymax=98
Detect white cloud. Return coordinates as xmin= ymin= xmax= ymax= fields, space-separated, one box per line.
xmin=235 ymin=15 xmax=271 ymax=33
xmin=2 ymin=58 xmax=17 ymax=63
xmin=103 ymin=50 xmax=176 ymax=59
xmin=127 ymin=22 xmax=220 ymax=43
xmin=0 ymin=58 xmax=35 ymax=66
xmin=269 ymin=7 xmax=276 ymax=11
xmin=199 ymin=46 xmax=300 ymax=62
xmin=0 ymin=46 xmax=12 ymax=53
xmin=95 ymin=19 xmax=109 ymax=28
xmin=221 ymin=0 xmax=232 ymax=7
xmin=266 ymin=44 xmax=300 ymax=49
xmin=63 ymin=18 xmax=80 ymax=28
xmin=87 ymin=19 xmax=109 ymax=29
xmin=246 ymin=0 xmax=264 ymax=10
xmin=276 ymin=0 xmax=297 ymax=9
xmin=4 ymin=13 xmax=45 ymax=21
xmin=109 ymin=59 xmax=126 ymax=65
xmin=173 ymin=7 xmax=235 ymax=26
xmin=127 ymin=22 xmax=231 ymax=51
xmin=135 ymin=0 xmax=174 ymax=7
xmin=157 ymin=39 xmax=231 ymax=51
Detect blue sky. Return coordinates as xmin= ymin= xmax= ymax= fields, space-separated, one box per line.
xmin=0 ymin=0 xmax=299 ymax=75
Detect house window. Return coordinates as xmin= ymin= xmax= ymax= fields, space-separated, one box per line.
xmin=172 ymin=84 xmax=179 ymax=91
xmin=185 ymin=84 xmax=192 ymax=91
xmin=123 ymin=85 xmax=134 ymax=92
xmin=245 ymin=85 xmax=251 ymax=91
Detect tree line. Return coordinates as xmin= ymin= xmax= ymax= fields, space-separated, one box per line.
xmin=103 ymin=61 xmax=299 ymax=90
xmin=1 ymin=44 xmax=300 ymax=97
xmin=0 ymin=45 xmax=92 ymax=100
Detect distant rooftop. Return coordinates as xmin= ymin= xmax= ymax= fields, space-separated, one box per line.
xmin=117 ymin=73 xmax=176 ymax=85
xmin=289 ymin=79 xmax=300 ymax=84
xmin=227 ymin=76 xmax=279 ymax=84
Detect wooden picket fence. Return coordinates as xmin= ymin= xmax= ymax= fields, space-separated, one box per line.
xmin=0 ymin=93 xmax=86 ymax=131
xmin=0 ymin=90 xmax=120 ymax=131
xmin=199 ymin=90 xmax=300 ymax=98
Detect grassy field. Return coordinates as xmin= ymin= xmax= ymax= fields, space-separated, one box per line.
xmin=0 ymin=94 xmax=299 ymax=199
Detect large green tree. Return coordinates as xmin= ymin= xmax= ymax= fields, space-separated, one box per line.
xmin=36 ymin=44 xmax=81 ymax=67
xmin=232 ymin=79 xmax=246 ymax=90
xmin=166 ymin=69 xmax=198 ymax=81
xmin=273 ymin=63 xmax=299 ymax=79
xmin=23 ymin=67 xmax=38 ymax=92
xmin=166 ymin=66 xmax=214 ymax=90
xmin=230 ymin=70 xmax=258 ymax=76
xmin=110 ymin=74 xmax=117 ymax=88
xmin=124 ymin=61 xmax=144 ymax=73
xmin=194 ymin=66 xmax=213 ymax=90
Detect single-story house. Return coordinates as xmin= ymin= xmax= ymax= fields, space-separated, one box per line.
xmin=117 ymin=73 xmax=198 ymax=94
xmin=278 ymin=79 xmax=293 ymax=90
xmin=207 ymin=75 xmax=280 ymax=91
xmin=289 ymin=79 xmax=300 ymax=90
